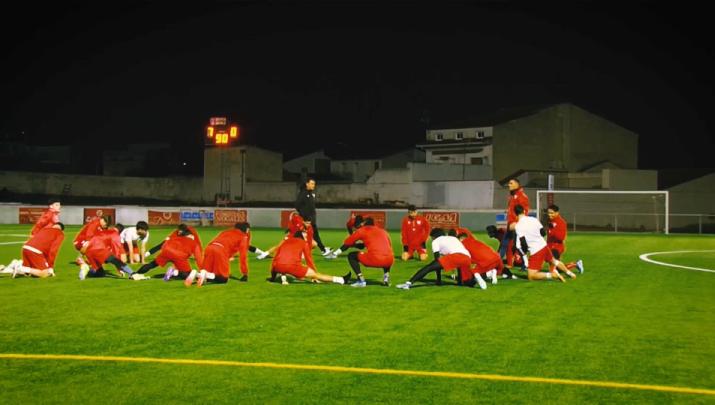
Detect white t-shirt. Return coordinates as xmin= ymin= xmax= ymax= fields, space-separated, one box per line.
xmin=431 ymin=235 xmax=471 ymax=257
xmin=514 ymin=215 xmax=547 ymax=255
xmin=120 ymin=227 xmax=149 ymax=246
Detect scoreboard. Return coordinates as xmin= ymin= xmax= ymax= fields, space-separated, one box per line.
xmin=205 ymin=116 xmax=239 ymax=146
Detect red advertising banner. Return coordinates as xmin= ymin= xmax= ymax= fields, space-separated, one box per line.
xmin=422 ymin=211 xmax=460 ymax=230
xmin=349 ymin=211 xmax=386 ymax=229
xmin=19 ymin=207 xmax=47 ymax=224
xmin=148 ymin=210 xmax=181 ymax=226
xmin=280 ymin=210 xmax=294 ymax=229
xmin=214 ymin=209 xmax=248 ymax=226
xmin=84 ymin=208 xmax=116 ymax=224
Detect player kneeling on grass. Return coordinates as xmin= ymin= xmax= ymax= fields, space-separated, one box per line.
xmin=546 ymin=205 xmax=583 ymax=277
xmin=397 ymin=228 xmax=486 ymax=290
xmin=120 ymin=221 xmax=149 ymax=264
xmin=456 ymin=227 xmax=503 ymax=285
xmin=185 ymin=222 xmax=265 ymax=287
xmin=73 ymin=215 xmax=107 ymax=266
xmin=79 ymin=225 xmax=144 ymax=280
xmin=268 ymin=230 xmax=351 ymax=285
xmin=5 ymin=222 xmax=64 ymax=279
xmin=135 ymin=224 xmax=203 ymax=281
xmin=513 ymin=205 xmax=568 ymax=282
xmin=327 ymin=217 xmax=394 ymax=287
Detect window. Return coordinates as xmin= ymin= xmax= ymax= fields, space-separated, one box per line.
xmin=477 ymin=131 xmax=485 ymax=138
xmin=471 ymin=157 xmax=484 ymax=165
xmin=436 ymin=133 xmax=443 ymax=141
xmin=456 ymin=132 xmax=463 ymax=140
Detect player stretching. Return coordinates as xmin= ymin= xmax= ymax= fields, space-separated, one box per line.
xmin=456 ymin=227 xmax=503 ymax=285
xmin=79 ymin=226 xmax=141 ymax=280
xmin=268 ymin=230 xmax=351 ymax=285
xmin=546 ymin=205 xmax=583 ymax=277
xmin=120 ymin=221 xmax=150 ymax=264
xmin=6 ymin=223 xmax=65 ymax=279
xmin=73 ymin=215 xmax=107 ymax=266
xmin=135 ymin=224 xmax=203 ymax=281
xmin=187 ymin=222 xmax=260 ymax=286
xmin=513 ymin=205 xmax=568 ymax=282
xmin=328 ymin=217 xmax=394 ymax=287
xmin=397 ymin=228 xmax=485 ymax=290
xmin=30 ymin=199 xmax=61 ymax=235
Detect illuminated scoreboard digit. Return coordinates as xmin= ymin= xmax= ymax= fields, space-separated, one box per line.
xmin=205 ymin=117 xmax=239 ymax=147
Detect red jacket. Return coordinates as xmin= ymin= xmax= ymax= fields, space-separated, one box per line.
xmin=86 ymin=228 xmax=123 ymax=258
xmin=273 ymin=236 xmax=316 ymax=270
xmin=166 ymin=226 xmax=203 ymax=251
xmin=208 ymin=229 xmax=250 ymax=275
xmin=401 ymin=215 xmax=430 ymax=246
xmin=547 ymin=215 xmax=568 ymax=247
xmin=74 ymin=217 xmax=103 ymax=244
xmin=163 ymin=234 xmax=204 ymax=268
xmin=26 ymin=227 xmax=64 ymax=268
xmin=506 ymin=188 xmax=529 ymax=225
xmin=344 ymin=225 xmax=393 ymax=257
xmin=31 ymin=208 xmax=60 ymax=235
xmin=461 ymin=237 xmax=500 ymax=267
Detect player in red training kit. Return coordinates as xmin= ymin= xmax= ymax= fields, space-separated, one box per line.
xmin=6 ymin=223 xmax=65 ymax=278
xmin=30 ymin=200 xmax=61 ymax=236
xmin=401 ymin=205 xmax=430 ymax=261
xmin=187 ymin=222 xmax=265 ymax=287
xmin=456 ymin=227 xmax=503 ymax=285
xmin=257 ymin=211 xmax=307 ymax=260
xmin=79 ymin=225 xmax=140 ymax=280
xmin=135 ymin=224 xmax=203 ymax=281
xmin=144 ymin=223 xmax=203 ymax=260
xmin=546 ymin=205 xmax=583 ymax=277
xmin=500 ymin=178 xmax=529 ymax=271
xmin=268 ymin=230 xmax=351 ymax=285
xmin=328 ymin=217 xmax=394 ymax=287
xmin=73 ymin=215 xmax=108 ymax=265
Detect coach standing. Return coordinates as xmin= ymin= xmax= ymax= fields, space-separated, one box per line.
xmin=295 ymin=178 xmax=331 ymax=256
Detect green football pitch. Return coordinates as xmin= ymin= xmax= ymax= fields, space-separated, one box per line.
xmin=1 ymin=225 xmax=714 ymax=403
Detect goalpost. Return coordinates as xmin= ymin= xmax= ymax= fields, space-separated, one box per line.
xmin=536 ymin=190 xmax=670 ymax=234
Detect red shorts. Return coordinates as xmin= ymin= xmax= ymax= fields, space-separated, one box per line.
xmin=358 ymin=252 xmax=394 ymax=268
xmin=273 ymin=263 xmax=309 ymax=279
xmin=406 ymin=243 xmax=427 ymax=256
xmin=473 ymin=257 xmax=503 ymax=275
xmin=438 ymin=253 xmax=472 ymax=273
xmin=155 ymin=252 xmax=192 ymax=272
xmin=203 ymin=244 xmax=230 ymax=278
xmin=22 ymin=248 xmax=49 ymax=270
xmin=529 ymin=247 xmax=554 ymax=271
xmin=85 ymin=247 xmax=112 ymax=270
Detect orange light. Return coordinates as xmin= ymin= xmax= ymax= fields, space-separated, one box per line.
xmin=207 ymin=126 xmax=214 ymax=138
xmin=230 ymin=126 xmax=238 ymax=138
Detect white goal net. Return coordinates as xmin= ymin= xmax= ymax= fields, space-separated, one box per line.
xmin=536 ymin=190 xmax=669 ymax=234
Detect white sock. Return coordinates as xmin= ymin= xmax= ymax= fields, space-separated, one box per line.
xmin=206 ymin=272 xmax=216 ymax=280
xmin=566 ymin=271 xmax=575 ymax=277
xmin=19 ymin=266 xmax=33 ymax=274
xmin=172 ymin=269 xmax=179 ymax=276
xmin=545 ymin=273 xmax=552 ymax=279
xmin=332 ymin=276 xmax=345 ymax=284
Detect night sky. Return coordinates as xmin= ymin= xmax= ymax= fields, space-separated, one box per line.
xmin=1 ymin=2 xmax=713 ymax=175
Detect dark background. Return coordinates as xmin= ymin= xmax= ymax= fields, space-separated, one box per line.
xmin=1 ymin=2 xmax=713 ymax=175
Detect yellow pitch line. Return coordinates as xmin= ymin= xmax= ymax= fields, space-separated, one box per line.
xmin=1 ymin=353 xmax=714 ymax=396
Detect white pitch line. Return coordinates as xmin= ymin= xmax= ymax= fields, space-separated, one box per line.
xmin=0 ymin=234 xmax=30 ymax=237
xmin=639 ymin=250 xmax=715 ymax=273
xmin=0 ymin=241 xmax=25 ymax=245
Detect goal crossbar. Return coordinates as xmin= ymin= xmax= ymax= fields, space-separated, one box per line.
xmin=536 ymin=190 xmax=669 ymax=234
